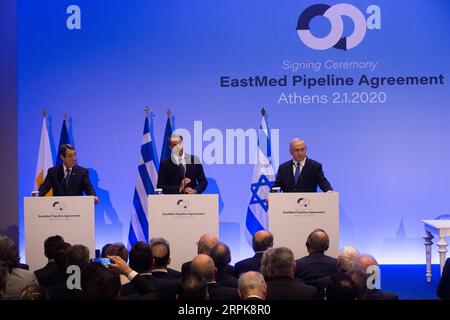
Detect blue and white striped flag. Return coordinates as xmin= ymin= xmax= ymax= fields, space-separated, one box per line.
xmin=245 ymin=110 xmax=276 ymax=242
xmin=128 ymin=114 xmax=159 ymax=247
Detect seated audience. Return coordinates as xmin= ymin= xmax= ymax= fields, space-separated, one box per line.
xmin=261 ymin=247 xmax=316 ymax=300
xmin=47 ymin=244 xmax=90 ymax=300
xmin=295 ymin=229 xmax=337 ymax=286
xmin=176 ymin=273 xmax=209 ymax=301
xmin=0 ymin=262 xmax=8 ymax=299
xmin=210 ymin=242 xmax=237 ymax=288
xmin=103 ymin=242 xmax=129 ymax=285
xmin=238 ymin=271 xmax=267 ymax=300
xmin=34 ymin=235 xmax=64 ymax=288
xmin=357 ymin=254 xmax=398 ymax=300
xmin=0 ymin=236 xmax=38 ymax=299
xmin=150 ymin=237 xmax=181 ymax=278
xmin=181 ymin=233 xmax=219 ymax=276
xmin=191 ymin=254 xmax=239 ymax=300
xmin=324 ymin=273 xmax=356 ymax=300
xmin=82 ymin=263 xmax=121 ymax=300
xmin=235 ymin=231 xmax=273 ymax=277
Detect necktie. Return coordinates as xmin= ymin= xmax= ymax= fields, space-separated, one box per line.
xmin=294 ymin=162 xmax=301 ymax=184
xmin=64 ymin=168 xmax=71 ymax=190
xmin=179 ymin=161 xmax=185 ymax=178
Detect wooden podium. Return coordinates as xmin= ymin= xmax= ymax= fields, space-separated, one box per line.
xmin=268 ymin=192 xmax=339 ymax=258
xmin=24 ymin=196 xmax=96 ymax=271
xmin=148 ymin=194 xmax=219 ymax=271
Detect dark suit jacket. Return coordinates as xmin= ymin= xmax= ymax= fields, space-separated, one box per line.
xmin=157 ymin=155 xmax=207 ymax=194
xmin=38 ymin=165 xmax=96 ymax=197
xmin=207 ymin=282 xmax=239 ymax=300
xmin=182 ymin=261 xmax=235 ymax=279
xmin=121 ymin=274 xmax=177 ymax=300
xmin=266 ymin=277 xmax=317 ymax=300
xmin=437 ymin=258 xmax=450 ymax=300
xmin=120 ymin=274 xmax=159 ymax=300
xmin=295 ymin=252 xmax=338 ymax=286
xmin=367 ymin=289 xmax=399 ymax=300
xmin=34 ymin=261 xmax=58 ymax=288
xmin=216 ymin=270 xmax=238 ymax=288
xmin=167 ymin=268 xmax=182 ymax=278
xmin=273 ymin=158 xmax=332 ymax=192
xmin=235 ymin=252 xmax=264 ymax=277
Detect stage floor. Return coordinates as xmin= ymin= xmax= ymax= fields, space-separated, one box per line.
xmin=380 ymin=264 xmax=442 ymax=299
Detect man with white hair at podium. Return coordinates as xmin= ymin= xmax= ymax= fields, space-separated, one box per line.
xmin=38 ymin=144 xmax=98 ymax=204
xmin=157 ymin=134 xmax=208 ymax=194
xmin=272 ymin=138 xmax=332 ymax=193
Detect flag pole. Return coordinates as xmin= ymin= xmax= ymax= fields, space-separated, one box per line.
xmin=166 ymin=108 xmax=171 ymax=118
xmin=261 ymin=107 xmax=266 ymax=117
xmin=42 ymin=108 xmax=47 ymax=118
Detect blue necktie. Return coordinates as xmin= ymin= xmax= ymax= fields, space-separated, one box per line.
xmin=294 ymin=162 xmax=301 ymax=184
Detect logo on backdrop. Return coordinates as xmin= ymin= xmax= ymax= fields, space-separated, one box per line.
xmin=52 ymin=201 xmax=66 ymax=211
xmin=296 ymin=3 xmax=381 ymax=50
xmin=177 ymin=199 xmax=190 ymax=210
xmin=297 ymin=197 xmax=311 ymax=208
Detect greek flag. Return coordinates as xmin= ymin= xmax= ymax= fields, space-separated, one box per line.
xmin=245 ymin=111 xmax=276 ymax=242
xmin=128 ymin=115 xmax=159 ymax=247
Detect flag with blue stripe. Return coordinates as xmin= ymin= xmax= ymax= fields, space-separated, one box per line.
xmin=245 ymin=111 xmax=275 ymax=242
xmin=56 ymin=118 xmax=71 ymax=166
xmin=128 ymin=115 xmax=159 ymax=247
xmin=160 ymin=112 xmax=173 ymax=163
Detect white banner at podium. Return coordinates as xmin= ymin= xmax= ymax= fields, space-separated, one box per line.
xmin=268 ymin=192 xmax=339 ymax=259
xmin=24 ymin=196 xmax=95 ymax=272
xmin=148 ymin=194 xmax=219 ymax=271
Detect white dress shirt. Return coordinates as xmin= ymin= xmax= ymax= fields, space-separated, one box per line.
xmin=292 ymin=158 xmax=306 ymax=177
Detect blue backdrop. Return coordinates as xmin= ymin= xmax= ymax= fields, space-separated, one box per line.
xmin=18 ymin=0 xmax=450 ymax=264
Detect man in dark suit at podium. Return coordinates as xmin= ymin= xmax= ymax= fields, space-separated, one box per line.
xmin=273 ymin=138 xmax=332 ymax=193
xmin=38 ymin=144 xmax=98 ymax=204
xmin=157 ymin=134 xmax=207 ymax=194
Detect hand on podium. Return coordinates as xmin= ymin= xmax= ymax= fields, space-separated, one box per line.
xmin=94 ymin=196 xmax=99 ymax=204
xmin=179 ymin=177 xmax=192 ymax=193
xmin=184 ymin=187 xmax=197 ymax=194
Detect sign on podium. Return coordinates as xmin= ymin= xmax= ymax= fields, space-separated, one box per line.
xmin=148 ymin=194 xmax=219 ymax=271
xmin=24 ymin=196 xmax=95 ymax=271
xmin=268 ymin=192 xmax=339 ymax=258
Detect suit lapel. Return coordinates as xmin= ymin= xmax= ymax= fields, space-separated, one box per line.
xmin=287 ymin=161 xmax=296 ymax=186
xmin=300 ymin=158 xmax=311 ymax=185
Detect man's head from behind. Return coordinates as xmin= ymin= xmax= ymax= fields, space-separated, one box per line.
xmin=129 ymin=241 xmax=153 ymax=274
xmin=0 ymin=236 xmax=19 ymax=272
xmin=325 ymin=273 xmax=357 ymax=301
xmin=65 ymin=244 xmax=90 ymax=271
xmin=238 ymin=271 xmax=267 ymax=300
xmin=197 ymin=233 xmax=219 ymax=255
xmin=177 ymin=273 xmax=209 ymax=301
xmin=59 ymin=144 xmax=77 ymax=168
xmin=347 ymin=269 xmax=368 ymax=300
xmin=191 ymin=254 xmax=217 ymax=282
xmin=151 ymin=242 xmax=171 ymax=269
xmin=44 ymin=235 xmax=64 ymax=260
xmin=337 ymin=246 xmax=359 ymax=272
xmin=104 ymin=243 xmax=128 ymax=263
xmin=305 ymin=229 xmax=330 ymax=254
xmin=252 ymin=231 xmax=273 ymax=253
xmin=261 ymin=247 xmax=295 ymax=280
xmin=209 ymin=242 xmax=231 ymax=271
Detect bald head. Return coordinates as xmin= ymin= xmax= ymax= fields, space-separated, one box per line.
xmin=191 ymin=254 xmax=217 ymax=282
xmin=238 ymin=271 xmax=267 ymax=300
xmin=197 ymin=234 xmax=219 ymax=255
xmin=306 ymin=229 xmax=330 ymax=254
xmin=358 ymin=254 xmax=378 ymax=273
xmin=289 ymin=138 xmax=307 ymax=162
xmin=151 ymin=242 xmax=170 ymax=269
xmin=252 ymin=231 xmax=273 ymax=252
